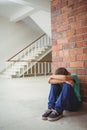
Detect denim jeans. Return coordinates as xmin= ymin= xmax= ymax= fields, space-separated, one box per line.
xmin=48 ymin=83 xmax=80 ymax=114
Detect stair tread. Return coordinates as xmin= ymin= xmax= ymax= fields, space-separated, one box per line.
xmin=2 ymin=34 xmax=52 ymax=78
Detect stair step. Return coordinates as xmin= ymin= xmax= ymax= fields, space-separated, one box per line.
xmin=0 ymin=74 xmax=12 ymax=78
xmin=2 ymin=34 xmax=52 ymax=78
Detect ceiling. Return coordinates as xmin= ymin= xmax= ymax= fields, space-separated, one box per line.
xmin=0 ymin=0 xmax=51 ymax=21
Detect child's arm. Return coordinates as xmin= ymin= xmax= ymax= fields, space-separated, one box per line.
xmin=48 ymin=75 xmax=73 ymax=81
xmin=48 ymin=75 xmax=74 ymax=87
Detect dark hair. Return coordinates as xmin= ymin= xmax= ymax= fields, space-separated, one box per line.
xmin=55 ymin=67 xmax=70 ymax=75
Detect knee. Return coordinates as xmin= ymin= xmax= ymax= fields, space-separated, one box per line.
xmin=51 ymin=84 xmax=60 ymax=88
xmin=50 ymin=84 xmax=61 ymax=91
xmin=62 ymin=83 xmax=72 ymax=90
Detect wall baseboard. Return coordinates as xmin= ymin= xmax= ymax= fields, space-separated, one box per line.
xmin=81 ymin=102 xmax=87 ymax=111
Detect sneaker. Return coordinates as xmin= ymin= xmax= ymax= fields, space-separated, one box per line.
xmin=48 ymin=110 xmax=63 ymax=121
xmin=42 ymin=109 xmax=52 ymax=120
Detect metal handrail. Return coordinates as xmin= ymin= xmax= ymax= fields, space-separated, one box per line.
xmin=6 ymin=60 xmax=52 ymax=62
xmin=7 ymin=33 xmax=46 ymax=61
xmin=1 ymin=34 xmax=52 ymax=78
xmin=6 ymin=60 xmax=52 ymax=78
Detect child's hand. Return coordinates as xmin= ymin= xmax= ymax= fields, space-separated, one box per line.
xmin=48 ymin=76 xmax=53 ymax=83
xmin=65 ymin=80 xmax=74 ymax=87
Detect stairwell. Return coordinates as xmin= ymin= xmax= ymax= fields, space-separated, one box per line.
xmin=0 ymin=34 xmax=52 ymax=78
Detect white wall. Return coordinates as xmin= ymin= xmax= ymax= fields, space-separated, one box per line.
xmin=30 ymin=10 xmax=51 ymax=37
xmin=0 ymin=16 xmax=43 ymax=72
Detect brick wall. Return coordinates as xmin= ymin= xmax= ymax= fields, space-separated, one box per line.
xmin=51 ymin=0 xmax=87 ymax=102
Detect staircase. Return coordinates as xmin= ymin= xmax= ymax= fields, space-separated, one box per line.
xmin=0 ymin=34 xmax=52 ymax=78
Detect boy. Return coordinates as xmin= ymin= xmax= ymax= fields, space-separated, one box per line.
xmin=42 ymin=67 xmax=81 ymax=121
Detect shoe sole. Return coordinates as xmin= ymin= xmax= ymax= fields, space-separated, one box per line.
xmin=42 ymin=117 xmax=48 ymax=120
xmin=42 ymin=110 xmax=53 ymax=120
xmin=48 ymin=115 xmax=63 ymax=121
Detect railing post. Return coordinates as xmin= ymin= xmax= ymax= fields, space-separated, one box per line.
xmin=38 ymin=62 xmax=40 ymax=74
xmin=23 ymin=65 xmax=25 ymax=78
xmin=41 ymin=62 xmax=43 ymax=75
xmin=34 ymin=62 xmax=36 ymax=77
xmin=44 ymin=62 xmax=46 ymax=76
xmin=30 ymin=62 xmax=33 ymax=75
xmin=4 ymin=34 xmax=52 ymax=78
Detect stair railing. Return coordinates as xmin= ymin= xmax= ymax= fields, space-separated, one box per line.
xmin=9 ymin=60 xmax=52 ymax=78
xmin=4 ymin=34 xmax=51 ymax=69
xmin=1 ymin=34 xmax=52 ymax=77
xmin=7 ymin=34 xmax=51 ymax=62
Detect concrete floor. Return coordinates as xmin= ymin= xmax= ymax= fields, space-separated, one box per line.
xmin=0 ymin=76 xmax=87 ymax=130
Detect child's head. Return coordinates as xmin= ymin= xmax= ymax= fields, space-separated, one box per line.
xmin=55 ymin=67 xmax=70 ymax=75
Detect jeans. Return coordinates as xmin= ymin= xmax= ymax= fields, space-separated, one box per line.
xmin=48 ymin=83 xmax=80 ymax=114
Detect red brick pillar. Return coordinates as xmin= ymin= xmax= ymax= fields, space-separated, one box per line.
xmin=51 ymin=0 xmax=87 ymax=102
